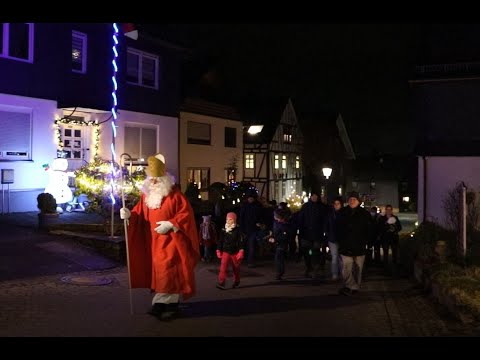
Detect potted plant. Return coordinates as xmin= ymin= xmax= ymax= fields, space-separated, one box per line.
xmin=37 ymin=192 xmax=59 ymax=231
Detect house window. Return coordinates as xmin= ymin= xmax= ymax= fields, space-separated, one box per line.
xmin=273 ymin=181 xmax=279 ymax=201
xmin=187 ymin=168 xmax=210 ymax=191
xmin=124 ymin=125 xmax=157 ymax=160
xmin=187 ymin=121 xmax=211 ymax=145
xmin=0 ymin=23 xmax=34 ymax=63
xmin=274 ymin=154 xmax=279 ymax=169
xmin=282 ymin=155 xmax=287 ymax=169
xmin=224 ymin=127 xmax=237 ymax=148
xmin=72 ymin=31 xmax=87 ymax=74
xmin=0 ymin=108 xmax=32 ymax=160
xmin=295 ymin=156 xmax=300 ymax=169
xmin=283 ymin=125 xmax=292 ymax=143
xmin=126 ymin=48 xmax=159 ymax=89
xmin=245 ymin=154 xmax=254 ymax=169
xmin=62 ymin=126 xmax=83 ymax=159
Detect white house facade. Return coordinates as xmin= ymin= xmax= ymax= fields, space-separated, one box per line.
xmin=179 ymin=99 xmax=244 ymax=199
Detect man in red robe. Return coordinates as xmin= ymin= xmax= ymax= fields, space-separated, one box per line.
xmin=120 ymin=153 xmax=200 ymax=320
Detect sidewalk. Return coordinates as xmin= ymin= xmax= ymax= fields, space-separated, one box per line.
xmin=0 ymin=211 xmax=126 ymax=262
xmin=0 ymin=211 xmax=105 ymax=229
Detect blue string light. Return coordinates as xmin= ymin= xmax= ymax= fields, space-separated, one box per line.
xmin=110 ymin=23 xmax=119 ymax=205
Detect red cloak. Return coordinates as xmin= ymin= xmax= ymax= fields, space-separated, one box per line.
xmin=126 ymin=186 xmax=200 ymax=300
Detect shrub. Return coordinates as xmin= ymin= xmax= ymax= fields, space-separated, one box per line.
xmin=37 ymin=193 xmax=57 ymax=214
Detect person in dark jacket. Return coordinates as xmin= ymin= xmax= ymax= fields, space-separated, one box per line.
xmin=368 ymin=206 xmax=381 ymax=265
xmin=324 ymin=196 xmax=344 ymax=281
xmin=269 ymin=208 xmax=291 ymax=280
xmin=337 ymin=191 xmax=373 ymax=295
xmin=277 ymin=202 xmax=296 ymax=258
xmin=216 ymin=212 xmax=245 ymax=289
xmin=239 ymin=192 xmax=263 ymax=267
xmin=289 ymin=210 xmax=301 ymax=261
xmin=297 ymin=192 xmax=328 ymax=278
xmin=378 ymin=204 xmax=402 ymax=268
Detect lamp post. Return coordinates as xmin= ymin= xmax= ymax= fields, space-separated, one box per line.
xmin=322 ymin=167 xmax=332 ymax=179
xmin=322 ymin=166 xmax=333 ymax=203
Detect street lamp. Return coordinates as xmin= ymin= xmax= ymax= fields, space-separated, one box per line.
xmin=321 ymin=166 xmax=333 ymax=204
xmin=247 ymin=125 xmax=264 ymax=135
xmin=322 ymin=166 xmax=332 ymax=179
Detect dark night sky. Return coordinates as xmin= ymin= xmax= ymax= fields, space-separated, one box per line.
xmin=140 ymin=24 xmax=480 ymax=157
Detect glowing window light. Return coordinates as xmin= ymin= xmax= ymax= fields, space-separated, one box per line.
xmin=110 ymin=23 xmax=119 ymax=205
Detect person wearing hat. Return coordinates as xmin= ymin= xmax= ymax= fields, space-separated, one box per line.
xmin=336 ymin=191 xmax=373 ymax=296
xmin=216 ymin=212 xmax=245 ymax=289
xmin=120 ymin=153 xmax=200 ymax=320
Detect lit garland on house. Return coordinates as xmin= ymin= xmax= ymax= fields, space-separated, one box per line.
xmin=109 ymin=22 xmax=120 ymax=205
xmin=53 ymin=117 xmax=100 ymax=158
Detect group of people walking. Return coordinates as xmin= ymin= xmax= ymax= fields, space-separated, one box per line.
xmin=202 ymin=190 xmax=402 ymax=297
xmin=119 ymin=152 xmax=402 ymax=321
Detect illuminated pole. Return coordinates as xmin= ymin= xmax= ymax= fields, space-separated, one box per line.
xmin=110 ymin=23 xmax=119 ymax=238
xmin=110 ymin=23 xmax=134 ymax=315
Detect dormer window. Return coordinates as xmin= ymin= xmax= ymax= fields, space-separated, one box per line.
xmin=283 ymin=125 xmax=292 ymax=143
xmin=72 ymin=31 xmax=87 ymax=73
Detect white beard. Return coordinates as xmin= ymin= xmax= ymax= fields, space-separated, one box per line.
xmin=142 ymin=175 xmax=174 ymax=210
xmin=225 ymin=223 xmax=236 ymax=233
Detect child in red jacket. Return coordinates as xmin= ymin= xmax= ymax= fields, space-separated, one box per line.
xmin=216 ymin=212 xmax=244 ymax=289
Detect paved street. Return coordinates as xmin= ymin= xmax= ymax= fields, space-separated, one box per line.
xmin=0 ymin=226 xmax=476 ymax=337
xmin=0 ymin=213 xmax=478 ymax=337
xmin=0 ymin=261 xmax=472 ymax=337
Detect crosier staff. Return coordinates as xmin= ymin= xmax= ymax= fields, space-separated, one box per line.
xmin=120 ymin=153 xmax=134 ymax=315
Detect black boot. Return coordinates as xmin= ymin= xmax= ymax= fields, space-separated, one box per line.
xmin=160 ymin=303 xmax=180 ymax=321
xmin=148 ymin=303 xmax=166 ymax=319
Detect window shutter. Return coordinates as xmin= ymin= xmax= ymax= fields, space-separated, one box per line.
xmin=0 ymin=110 xmax=31 ymax=158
